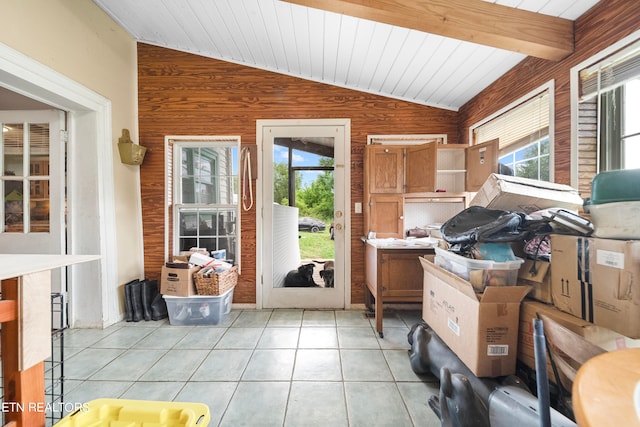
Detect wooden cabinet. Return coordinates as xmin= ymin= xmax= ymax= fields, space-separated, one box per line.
xmin=465 ymin=139 xmax=499 ymax=191
xmin=436 ymin=139 xmax=499 ymax=193
xmin=367 ymin=142 xmax=437 ymax=194
xmin=364 ymin=140 xmax=500 ymax=238
xmin=405 ymin=143 xmax=438 ymax=193
xmin=365 ymin=141 xmax=438 ymax=238
xmin=367 ymin=145 xmax=404 ymax=193
xmin=369 ymin=195 xmax=404 ymax=238
xmin=362 ymin=138 xmax=499 ymax=338
xmin=365 ymin=243 xmax=434 ymax=337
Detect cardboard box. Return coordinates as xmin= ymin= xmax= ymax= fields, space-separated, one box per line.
xmin=550 ymin=234 xmax=640 ymax=338
xmin=160 ymin=265 xmax=201 ymax=297
xmin=518 ymin=300 xmax=640 ymax=383
xmin=470 ymin=173 xmax=584 ymax=214
xmin=517 ymin=259 xmax=552 ymax=303
xmin=421 ymin=256 xmax=531 ymax=377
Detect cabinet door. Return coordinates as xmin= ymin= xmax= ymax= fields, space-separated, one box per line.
xmin=367 ymin=146 xmax=404 ymax=193
xmin=466 ymin=139 xmax=499 ymax=192
xmin=406 ymin=142 xmax=437 ymax=193
xmin=369 ymin=195 xmax=404 ymax=238
xmin=380 ymin=251 xmax=430 ymax=297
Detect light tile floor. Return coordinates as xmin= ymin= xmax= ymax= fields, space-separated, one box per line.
xmin=57 ymin=309 xmax=441 ymax=426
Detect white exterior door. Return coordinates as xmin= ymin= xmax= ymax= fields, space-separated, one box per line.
xmin=259 ymin=119 xmax=351 ymax=309
xmin=0 ymin=110 xmax=66 ymax=292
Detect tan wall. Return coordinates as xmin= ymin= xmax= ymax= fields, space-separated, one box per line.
xmin=458 ymin=0 xmax=640 ymax=186
xmin=0 ymin=1 xmax=144 ymax=290
xmin=137 ymin=43 xmax=459 ymax=305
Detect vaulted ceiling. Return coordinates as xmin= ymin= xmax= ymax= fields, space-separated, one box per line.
xmin=93 ymin=0 xmax=600 ymax=111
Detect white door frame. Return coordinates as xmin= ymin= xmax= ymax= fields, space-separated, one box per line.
xmin=0 ymin=42 xmax=119 ymax=328
xmin=256 ymin=119 xmax=351 ymax=309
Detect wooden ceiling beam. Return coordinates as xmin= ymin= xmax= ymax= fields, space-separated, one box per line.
xmin=281 ymin=0 xmax=574 ymax=61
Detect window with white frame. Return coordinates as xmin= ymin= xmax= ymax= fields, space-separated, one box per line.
xmin=172 ymin=138 xmax=240 ymax=263
xmin=579 ymin=39 xmax=640 ymax=171
xmin=472 ymin=87 xmax=552 ymax=181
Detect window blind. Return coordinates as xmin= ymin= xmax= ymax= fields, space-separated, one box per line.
xmin=368 ymin=135 xmax=445 ymax=145
xmin=580 ymin=40 xmax=640 ymax=100
xmin=473 ymin=90 xmax=550 ymax=151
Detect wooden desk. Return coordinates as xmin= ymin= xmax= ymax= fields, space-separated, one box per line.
xmin=1 ymin=254 xmax=99 ymax=427
xmin=364 ymin=241 xmax=434 ymax=337
xmin=573 ymin=348 xmax=640 ymax=427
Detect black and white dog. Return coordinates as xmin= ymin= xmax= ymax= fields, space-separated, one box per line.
xmin=283 ymin=263 xmax=318 ymax=287
xmin=319 ymin=260 xmax=334 ymax=288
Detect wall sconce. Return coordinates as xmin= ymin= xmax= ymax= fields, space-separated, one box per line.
xmin=117 ymin=128 xmax=147 ymax=165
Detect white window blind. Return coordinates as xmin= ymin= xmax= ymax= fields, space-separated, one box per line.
xmin=473 ymin=90 xmax=550 ymax=151
xmin=580 ymin=40 xmax=640 ymax=101
xmin=367 ymin=134 xmax=446 ymax=145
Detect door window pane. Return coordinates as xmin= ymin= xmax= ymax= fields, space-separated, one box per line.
xmin=272 ymin=137 xmax=335 ymax=289
xmin=30 ymin=123 xmax=49 ymax=176
xmin=2 ymin=122 xmax=50 ymax=233
xmin=30 ymin=180 xmax=50 ymax=232
xmin=4 ymin=123 xmax=24 ymax=175
xmin=4 ymin=186 xmax=23 ymax=232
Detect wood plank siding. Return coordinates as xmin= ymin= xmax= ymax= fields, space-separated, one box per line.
xmin=137 ymin=44 xmax=457 ymax=304
xmin=458 ymin=0 xmax=640 ymax=189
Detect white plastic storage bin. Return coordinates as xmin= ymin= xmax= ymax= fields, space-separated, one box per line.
xmin=587 ymin=201 xmax=640 ymax=239
xmin=163 ymin=287 xmax=234 ymax=325
xmin=434 ymin=247 xmax=524 ymax=292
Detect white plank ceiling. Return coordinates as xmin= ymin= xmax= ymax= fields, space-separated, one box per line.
xmin=93 ymin=0 xmax=600 ymax=111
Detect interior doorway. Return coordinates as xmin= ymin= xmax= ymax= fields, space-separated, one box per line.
xmin=0 ymin=109 xmax=66 ymax=326
xmin=258 ymin=119 xmax=351 ymax=309
xmin=0 ymin=43 xmax=119 ymax=327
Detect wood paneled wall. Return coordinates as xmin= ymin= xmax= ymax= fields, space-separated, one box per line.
xmin=458 ymin=0 xmax=640 ymax=186
xmin=138 ymin=0 xmax=638 ymax=305
xmin=137 ymin=43 xmax=458 ymax=304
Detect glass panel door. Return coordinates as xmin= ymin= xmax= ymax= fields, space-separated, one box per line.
xmin=261 ymin=121 xmax=348 ymax=309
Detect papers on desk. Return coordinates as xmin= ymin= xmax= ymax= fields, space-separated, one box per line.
xmin=368 ymin=237 xmax=438 ymax=248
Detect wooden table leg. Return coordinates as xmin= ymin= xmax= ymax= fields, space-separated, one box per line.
xmin=2 ymin=278 xmax=47 ymax=427
xmin=375 ymin=292 xmax=384 ymax=338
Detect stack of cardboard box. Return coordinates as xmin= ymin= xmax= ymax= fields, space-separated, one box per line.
xmin=469 ymin=173 xmax=640 ymax=381
xmin=422 ymin=173 xmax=640 ymax=380
xmin=517 ymin=227 xmax=640 ymax=380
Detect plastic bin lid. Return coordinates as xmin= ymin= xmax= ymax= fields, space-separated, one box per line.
xmin=54 ymin=398 xmax=210 ymax=427
xmin=589 ymin=168 xmax=640 ymax=205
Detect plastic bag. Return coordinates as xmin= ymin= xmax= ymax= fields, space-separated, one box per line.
xmin=441 ymin=206 xmax=551 ymax=253
xmin=441 ymin=206 xmax=526 ymax=243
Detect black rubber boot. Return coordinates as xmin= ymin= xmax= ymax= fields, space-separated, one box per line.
xmin=129 ymin=280 xmax=144 ymax=322
xmin=123 ymin=279 xmax=139 ymax=322
xmin=150 ymin=292 xmax=168 ymax=321
xmin=141 ymin=279 xmax=158 ymax=321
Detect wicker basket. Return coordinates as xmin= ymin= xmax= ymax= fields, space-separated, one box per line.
xmin=193 ymin=265 xmax=238 ymax=295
